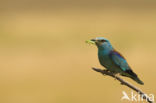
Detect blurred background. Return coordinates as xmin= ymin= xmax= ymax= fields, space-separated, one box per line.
xmin=0 ymin=0 xmax=156 ymax=103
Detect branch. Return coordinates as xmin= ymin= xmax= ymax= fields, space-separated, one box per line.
xmin=92 ymin=67 xmax=153 ymax=103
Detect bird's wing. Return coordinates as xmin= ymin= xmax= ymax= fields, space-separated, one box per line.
xmin=109 ymin=50 xmax=131 ymax=71
xmin=109 ymin=50 xmax=143 ymax=84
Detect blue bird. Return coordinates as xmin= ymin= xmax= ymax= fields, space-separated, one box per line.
xmin=87 ymin=37 xmax=144 ymax=85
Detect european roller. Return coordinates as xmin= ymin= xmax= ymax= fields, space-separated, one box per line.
xmin=86 ymin=37 xmax=144 ymax=85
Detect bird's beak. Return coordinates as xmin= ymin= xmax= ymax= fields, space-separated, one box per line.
xmin=85 ymin=39 xmax=96 ymax=45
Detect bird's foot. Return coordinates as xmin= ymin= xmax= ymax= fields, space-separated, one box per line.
xmin=102 ymin=69 xmax=109 ymax=72
xmin=102 ymin=69 xmax=110 ymax=75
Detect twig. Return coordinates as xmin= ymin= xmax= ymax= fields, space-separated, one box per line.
xmin=92 ymin=67 xmax=153 ymax=103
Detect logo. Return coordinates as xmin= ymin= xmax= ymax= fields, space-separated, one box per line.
xmin=121 ymin=91 xmax=155 ymax=102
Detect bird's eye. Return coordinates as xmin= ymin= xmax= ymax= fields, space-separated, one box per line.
xmin=100 ymin=40 xmax=106 ymax=42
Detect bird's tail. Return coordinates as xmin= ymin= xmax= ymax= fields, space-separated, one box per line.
xmin=124 ymin=69 xmax=144 ymax=85
xmin=130 ymin=76 xmax=144 ymax=85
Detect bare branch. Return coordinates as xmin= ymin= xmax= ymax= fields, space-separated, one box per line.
xmin=92 ymin=67 xmax=153 ymax=103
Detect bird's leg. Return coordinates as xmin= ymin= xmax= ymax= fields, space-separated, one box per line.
xmin=102 ymin=69 xmax=109 ymax=72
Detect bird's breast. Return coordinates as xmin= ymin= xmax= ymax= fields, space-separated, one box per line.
xmin=98 ymin=51 xmax=112 ymax=68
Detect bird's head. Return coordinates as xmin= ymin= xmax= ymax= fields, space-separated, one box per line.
xmin=86 ymin=37 xmax=113 ymax=50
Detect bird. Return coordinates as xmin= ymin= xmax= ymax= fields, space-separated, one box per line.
xmin=86 ymin=37 xmax=144 ymax=85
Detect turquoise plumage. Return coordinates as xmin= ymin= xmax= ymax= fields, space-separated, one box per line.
xmin=89 ymin=37 xmax=144 ymax=85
